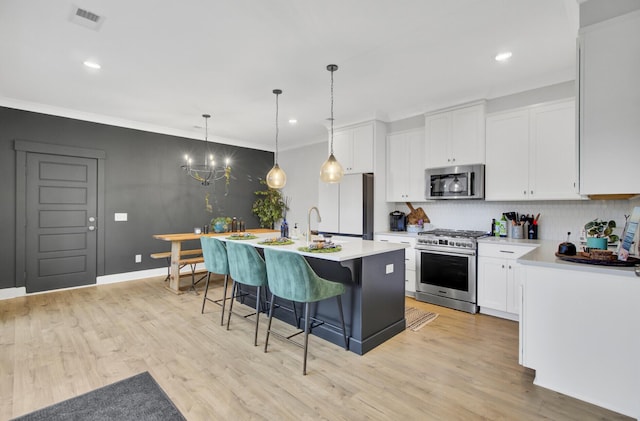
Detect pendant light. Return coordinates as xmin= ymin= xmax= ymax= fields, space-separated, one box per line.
xmin=319 ymin=64 xmax=344 ymax=183
xmin=266 ymin=89 xmax=287 ymax=189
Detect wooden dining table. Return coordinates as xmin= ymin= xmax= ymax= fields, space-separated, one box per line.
xmin=153 ymin=228 xmax=278 ymax=293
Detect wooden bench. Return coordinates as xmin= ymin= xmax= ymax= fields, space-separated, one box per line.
xmin=150 ymin=249 xmax=204 ymax=283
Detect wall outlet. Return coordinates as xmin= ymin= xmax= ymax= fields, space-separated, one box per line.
xmin=114 ymin=212 xmax=128 ymax=222
xmin=385 ymin=263 xmax=394 ymax=274
xmin=135 ymin=254 xmax=142 ymax=263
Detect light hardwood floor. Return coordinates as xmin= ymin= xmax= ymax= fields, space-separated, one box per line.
xmin=0 ymin=277 xmax=631 ymax=420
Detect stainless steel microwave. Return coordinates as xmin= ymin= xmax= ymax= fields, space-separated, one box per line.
xmin=425 ymin=164 xmax=485 ymax=200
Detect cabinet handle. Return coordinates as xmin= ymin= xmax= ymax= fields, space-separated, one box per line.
xmin=380 ymin=239 xmax=389 ymax=242
xmin=452 ymin=158 xmax=456 ymax=162
xmin=530 ymin=190 xmax=533 ymax=195
xmin=502 ymin=264 xmax=505 ymax=269
xmin=508 ymin=265 xmax=512 ymax=269
xmin=499 ymin=250 xmax=515 ymax=254
xmin=523 ymin=190 xmax=527 ymax=195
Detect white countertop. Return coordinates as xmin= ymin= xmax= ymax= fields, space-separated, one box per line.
xmin=516 ymin=239 xmax=639 ymax=278
xmin=223 ymin=233 xmax=408 ymax=262
xmin=478 ymin=236 xmax=542 ymax=246
xmin=375 ymin=231 xmax=421 ymax=238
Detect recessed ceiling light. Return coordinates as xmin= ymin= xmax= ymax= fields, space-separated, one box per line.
xmin=288 ymin=119 xmax=297 ymax=124
xmin=495 ymin=52 xmax=512 ymax=62
xmin=83 ymin=60 xmax=101 ymax=69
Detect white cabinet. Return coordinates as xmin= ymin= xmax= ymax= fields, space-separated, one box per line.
xmin=485 ymin=99 xmax=580 ymax=201
xmin=477 ymin=242 xmax=536 ymax=320
xmin=374 ymin=234 xmax=416 ymax=295
xmin=331 ymin=122 xmax=374 ymax=174
xmin=386 ymin=128 xmax=425 ymax=202
xmin=318 ymin=173 xmax=366 ymax=236
xmin=579 ymin=11 xmax=640 ymax=195
xmin=425 ymin=102 xmax=486 ymax=168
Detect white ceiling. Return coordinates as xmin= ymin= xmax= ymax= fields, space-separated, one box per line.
xmin=0 ymin=0 xmax=579 ymax=151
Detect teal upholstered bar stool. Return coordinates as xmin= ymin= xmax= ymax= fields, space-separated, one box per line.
xmin=225 ymin=241 xmax=268 ymax=346
xmin=200 ymin=236 xmax=231 ymax=325
xmin=263 ymin=248 xmax=348 ymax=375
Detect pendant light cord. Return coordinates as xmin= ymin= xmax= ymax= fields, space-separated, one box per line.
xmin=330 ymin=67 xmax=335 ymax=155
xmin=275 ymin=91 xmax=279 ymax=165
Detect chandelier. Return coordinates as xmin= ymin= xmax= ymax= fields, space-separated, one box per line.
xmin=181 ymin=114 xmax=231 ymax=187
xmin=319 ymin=64 xmax=344 ymax=183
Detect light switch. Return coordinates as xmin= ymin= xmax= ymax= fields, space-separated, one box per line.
xmin=114 ymin=213 xmax=128 ymax=222
xmin=385 ymin=264 xmax=394 ymax=274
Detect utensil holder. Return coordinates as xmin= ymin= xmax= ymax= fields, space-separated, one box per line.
xmin=528 ymin=224 xmax=538 ymax=240
xmin=511 ymin=225 xmax=524 ymax=239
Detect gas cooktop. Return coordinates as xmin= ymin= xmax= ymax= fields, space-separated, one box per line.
xmin=419 ymin=229 xmax=488 ymax=239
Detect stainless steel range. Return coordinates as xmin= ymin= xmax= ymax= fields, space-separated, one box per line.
xmin=415 ymin=229 xmax=488 ymax=313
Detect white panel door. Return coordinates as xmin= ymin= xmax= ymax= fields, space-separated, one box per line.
xmin=477 ymin=256 xmax=507 ymax=312
xmin=529 ymin=100 xmax=580 ymax=200
xmin=451 ymin=104 xmax=485 ymax=166
xmin=339 ymin=174 xmax=363 ymax=235
xmin=317 ymin=180 xmax=339 ymax=233
xmin=425 ymin=112 xmax=451 ymax=168
xmin=350 ymin=124 xmax=374 ymax=173
xmin=485 ymin=110 xmax=529 ymax=200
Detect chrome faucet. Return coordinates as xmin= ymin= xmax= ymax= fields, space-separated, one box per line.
xmin=307 ymin=206 xmax=322 ymax=246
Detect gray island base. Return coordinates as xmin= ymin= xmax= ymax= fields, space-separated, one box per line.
xmin=229 ymin=235 xmax=407 ymax=355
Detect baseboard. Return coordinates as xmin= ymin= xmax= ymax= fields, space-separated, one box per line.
xmin=0 ymin=263 xmax=208 ymax=300
xmin=0 ymin=287 xmax=27 ymax=300
xmin=479 ymin=307 xmax=519 ymax=322
xmin=97 ymin=263 xmax=207 ymax=284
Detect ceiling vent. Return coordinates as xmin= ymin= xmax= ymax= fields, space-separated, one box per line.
xmin=69 ymin=5 xmax=105 ymax=31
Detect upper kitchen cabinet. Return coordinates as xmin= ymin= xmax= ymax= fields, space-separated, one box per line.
xmin=386 ymin=128 xmax=425 ymax=202
xmin=425 ymin=101 xmax=486 ymax=168
xmin=486 ymin=99 xmax=580 ymax=201
xmin=331 ymin=122 xmax=374 ymax=174
xmin=579 ymin=10 xmax=640 ymax=196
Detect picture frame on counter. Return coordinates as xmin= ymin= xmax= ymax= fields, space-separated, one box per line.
xmin=617 ymin=207 xmax=640 ymax=261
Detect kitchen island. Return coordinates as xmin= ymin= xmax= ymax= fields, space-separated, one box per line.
xmin=222 ymin=234 xmax=408 ymax=355
xmin=518 ymin=242 xmax=639 ymax=419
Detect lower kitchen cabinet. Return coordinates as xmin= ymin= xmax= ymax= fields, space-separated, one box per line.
xmin=477 ymin=242 xmax=536 ymax=321
xmin=374 ymin=234 xmax=416 ymax=295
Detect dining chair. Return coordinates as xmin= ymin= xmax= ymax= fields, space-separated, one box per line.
xmin=200 ymin=236 xmax=231 ymax=325
xmin=225 ymin=241 xmax=268 ymax=346
xmin=263 ymin=248 xmax=348 ymax=375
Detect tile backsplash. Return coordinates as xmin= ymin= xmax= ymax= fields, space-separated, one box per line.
xmin=397 ymin=198 xmax=640 ymax=242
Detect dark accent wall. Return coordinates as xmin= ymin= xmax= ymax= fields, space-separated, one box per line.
xmin=0 ymin=106 xmax=273 ymax=289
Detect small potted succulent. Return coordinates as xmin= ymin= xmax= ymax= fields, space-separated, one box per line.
xmin=211 ymin=216 xmax=231 ymax=233
xmin=584 ymin=219 xmax=618 ymax=249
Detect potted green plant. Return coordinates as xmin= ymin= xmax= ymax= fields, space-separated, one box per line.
xmin=584 ymin=219 xmax=618 ymax=249
xmin=252 ymin=180 xmax=289 ymax=229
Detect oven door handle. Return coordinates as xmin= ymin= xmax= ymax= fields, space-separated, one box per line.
xmin=416 ymin=248 xmax=475 ymax=257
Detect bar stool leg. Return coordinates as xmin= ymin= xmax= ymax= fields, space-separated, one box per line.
xmin=253 ymin=286 xmax=261 ymax=346
xmin=220 ymin=274 xmax=229 ymax=326
xmin=226 ymin=280 xmax=237 ymax=330
xmin=201 ymin=273 xmax=211 ymax=314
xmin=264 ymin=294 xmax=276 ymax=353
xmin=303 ymin=302 xmax=311 ymax=375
